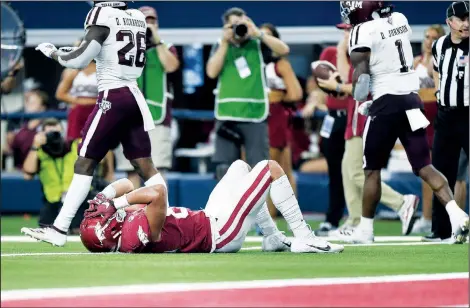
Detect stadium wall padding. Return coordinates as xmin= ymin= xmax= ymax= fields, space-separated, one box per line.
xmin=2 ymin=172 xmax=468 ymax=214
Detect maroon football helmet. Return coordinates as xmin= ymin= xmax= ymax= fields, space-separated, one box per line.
xmin=80 ymin=212 xmax=125 ymax=253
xmin=340 ymin=1 xmax=393 ymax=26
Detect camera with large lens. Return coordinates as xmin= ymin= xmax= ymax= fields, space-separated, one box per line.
xmin=43 ymin=131 xmax=65 ymax=157
xmin=232 ymin=23 xmax=248 ymax=39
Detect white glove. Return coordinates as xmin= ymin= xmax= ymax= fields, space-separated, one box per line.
xmin=35 ymin=43 xmax=58 ymax=58
xmin=358 ymin=100 xmax=373 ymax=116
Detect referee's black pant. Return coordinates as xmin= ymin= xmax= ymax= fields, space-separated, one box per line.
xmin=431 ymin=106 xmax=469 ymax=239
xmin=322 ymin=110 xmax=347 ymax=228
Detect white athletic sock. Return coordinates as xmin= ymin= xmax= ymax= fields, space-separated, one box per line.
xmin=255 ymin=202 xmax=280 ymax=236
xmin=53 ymin=174 xmax=93 ymax=232
xmin=357 ymin=216 xmax=374 ymax=233
xmin=270 ymin=175 xmax=311 ymax=238
xmin=446 ymin=200 xmax=466 ymax=221
xmin=145 ymin=173 xmax=169 ymax=207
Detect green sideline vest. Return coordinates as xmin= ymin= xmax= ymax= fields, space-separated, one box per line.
xmin=137 ymin=45 xmax=171 ymax=125
xmin=215 ymin=39 xmax=268 ymax=122
xmin=37 ymin=140 xmax=78 ymax=203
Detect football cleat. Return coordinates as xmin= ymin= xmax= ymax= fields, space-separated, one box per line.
xmin=452 ymin=215 xmax=470 ymax=244
xmin=398 ymin=194 xmax=419 ymax=235
xmin=21 ymin=227 xmax=67 ymax=247
xmin=291 ymin=234 xmax=344 ymax=253
xmin=262 ymin=231 xmax=291 ymax=252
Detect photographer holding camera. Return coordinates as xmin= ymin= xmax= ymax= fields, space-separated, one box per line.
xmin=207 ymin=7 xmax=290 ymax=180
xmin=114 ymin=6 xmax=180 ymax=187
xmin=22 ymin=118 xmax=111 ymax=233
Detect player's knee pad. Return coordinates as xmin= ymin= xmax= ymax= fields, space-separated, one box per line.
xmin=215 ymin=164 xmax=230 ymax=182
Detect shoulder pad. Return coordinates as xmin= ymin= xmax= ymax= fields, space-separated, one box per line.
xmin=392 ymin=12 xmax=408 ymax=25
xmin=349 ymin=22 xmax=373 ymax=54
xmin=84 ymin=6 xmax=114 ymax=29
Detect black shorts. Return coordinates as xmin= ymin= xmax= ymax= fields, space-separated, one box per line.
xmin=363 ymin=93 xmax=431 ymax=174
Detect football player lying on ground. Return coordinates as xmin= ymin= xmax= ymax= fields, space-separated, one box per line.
xmin=80 ymin=160 xmax=344 ymax=253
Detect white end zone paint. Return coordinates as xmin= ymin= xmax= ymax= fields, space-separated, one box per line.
xmin=1 ymin=241 xmax=462 ymax=258
xmin=1 ymin=273 xmax=467 ymax=302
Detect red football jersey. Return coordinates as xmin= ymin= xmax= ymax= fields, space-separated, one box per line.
xmin=119 ymin=207 xmax=213 ymax=254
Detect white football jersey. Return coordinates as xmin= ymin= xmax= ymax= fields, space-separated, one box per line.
xmin=84 ymin=7 xmax=147 ymax=92
xmin=349 ymin=12 xmax=419 ymax=100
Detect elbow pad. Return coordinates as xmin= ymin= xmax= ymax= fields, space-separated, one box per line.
xmin=353 ymin=74 xmax=370 ymax=102
xmin=58 ymin=41 xmax=101 ymax=69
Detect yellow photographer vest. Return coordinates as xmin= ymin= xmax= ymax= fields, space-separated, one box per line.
xmin=37 ymin=140 xmax=78 ymax=203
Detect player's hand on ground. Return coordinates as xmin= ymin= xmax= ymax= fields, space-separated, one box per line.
xmin=317 ymin=72 xmax=341 ymax=91
xmin=33 ymin=132 xmax=47 ymax=148
xmin=35 ymin=43 xmax=58 ymax=58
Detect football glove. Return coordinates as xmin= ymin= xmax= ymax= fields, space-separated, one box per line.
xmin=86 ymin=193 xmax=117 ymax=223
xmin=35 ymin=43 xmax=58 ymax=58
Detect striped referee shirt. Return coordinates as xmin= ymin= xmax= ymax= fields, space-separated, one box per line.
xmin=432 ymin=35 xmax=469 ymax=107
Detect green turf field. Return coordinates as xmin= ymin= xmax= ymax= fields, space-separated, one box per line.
xmin=1 ymin=216 xmax=468 ymax=291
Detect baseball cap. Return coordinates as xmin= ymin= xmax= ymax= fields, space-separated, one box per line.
xmin=336 ymin=23 xmax=352 ymax=30
xmin=447 ymin=1 xmax=469 ymax=19
xmin=139 ymin=6 xmax=157 ymax=19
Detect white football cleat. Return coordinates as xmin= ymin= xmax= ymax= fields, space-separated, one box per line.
xmin=397 ymin=194 xmax=419 ymax=235
xmin=336 ymin=227 xmax=374 ymax=244
xmin=452 ymin=215 xmax=470 ymax=244
xmin=21 ymin=227 xmax=67 ymax=247
xmin=291 ymin=235 xmax=344 ymax=253
xmin=262 ymin=231 xmax=291 ymax=252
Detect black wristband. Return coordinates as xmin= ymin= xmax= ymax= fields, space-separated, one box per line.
xmin=30 ymin=146 xmax=39 ymax=151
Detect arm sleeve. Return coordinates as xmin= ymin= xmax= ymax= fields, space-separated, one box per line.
xmin=57 ymin=38 xmax=102 ymax=69
xmin=349 ymin=24 xmax=372 ymax=54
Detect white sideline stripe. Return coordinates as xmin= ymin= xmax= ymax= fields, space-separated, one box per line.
xmin=0 ymin=241 xmax=461 ymax=258
xmin=0 ymin=235 xmax=425 ymax=243
xmin=1 ymin=272 xmax=467 ymax=302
